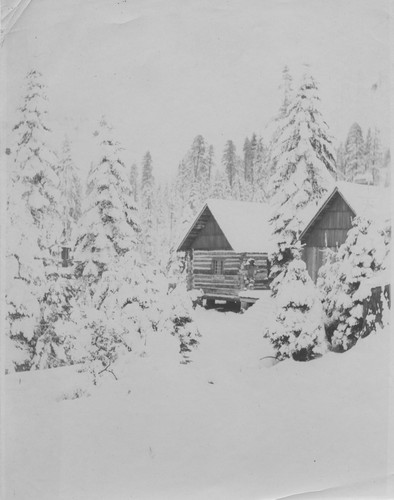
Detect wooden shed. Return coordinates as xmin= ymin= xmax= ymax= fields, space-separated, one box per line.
xmin=177 ymin=199 xmax=273 ymax=306
xmin=300 ymin=181 xmax=390 ymax=281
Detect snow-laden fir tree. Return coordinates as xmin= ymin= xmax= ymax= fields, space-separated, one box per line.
xmin=6 ymin=69 xmax=65 ymax=371
xmin=343 ymin=122 xmax=365 ymax=182
xmin=364 ymin=128 xmax=383 ymax=185
xmin=73 ymin=117 xmax=142 ymax=380
xmin=317 ymin=217 xmax=390 ymax=352
xmin=265 ymin=246 xmax=326 ymax=361
xmin=74 ymin=117 xmax=140 ymax=289
xmin=222 ymin=140 xmax=237 ymax=188
xmin=6 ymin=180 xmax=43 ymax=371
xmin=158 ymin=283 xmax=201 ymax=364
xmin=210 ymin=168 xmax=231 ymax=200
xmin=176 ymin=135 xmax=212 ymax=213
xmin=57 ymin=137 xmax=82 ymax=242
xmin=129 ymin=162 xmax=138 ymax=202
xmin=267 ymin=65 xmax=294 ymax=181
xmin=140 ymin=151 xmax=157 ymax=261
xmin=31 ymin=269 xmax=84 ymax=369
xmin=268 ymin=72 xmax=336 ymax=290
xmin=382 ymin=149 xmax=391 ymax=187
xmin=11 ymin=69 xmax=62 ymax=261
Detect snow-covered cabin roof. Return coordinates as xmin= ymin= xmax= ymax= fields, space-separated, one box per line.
xmin=177 ymin=199 xmax=273 ymax=253
xmin=300 ymin=181 xmax=391 ymax=239
xmin=178 ymin=182 xmax=390 ymax=254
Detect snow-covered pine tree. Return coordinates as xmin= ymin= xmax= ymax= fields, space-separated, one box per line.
xmin=6 ymin=179 xmax=43 ymax=371
xmin=268 ymin=72 xmax=336 ymax=289
xmin=159 ymin=283 xmax=201 ymax=364
xmin=74 ymin=117 xmax=140 ymax=289
xmin=210 ymin=168 xmax=231 ymax=200
xmin=141 ymin=151 xmax=154 ymax=202
xmin=129 ymin=162 xmax=138 ymax=202
xmin=267 ymin=65 xmax=294 ymax=183
xmin=140 ymin=151 xmax=156 ymax=261
xmin=206 ymin=144 xmax=215 ymax=184
xmin=317 ymin=217 xmax=390 ymax=352
xmin=73 ymin=117 xmax=142 ymax=381
xmin=12 ymin=69 xmax=62 ymax=262
xmin=265 ymin=247 xmax=326 ymax=361
xmin=252 ymin=136 xmax=269 ymax=201
xmin=382 ymin=149 xmax=391 ymax=187
xmin=222 ymin=140 xmax=237 ymax=188
xmin=243 ymin=137 xmax=253 ymax=183
xmin=335 ymin=142 xmax=346 ymax=181
xmin=57 ymin=137 xmax=82 ymax=243
xmin=7 ymin=70 xmax=69 ymax=371
xmin=278 ymin=65 xmax=293 ymax=118
xmin=344 ymin=123 xmax=365 ymax=182
xmin=366 ymin=128 xmax=383 ymax=185
xmin=32 ymin=269 xmax=83 ymax=369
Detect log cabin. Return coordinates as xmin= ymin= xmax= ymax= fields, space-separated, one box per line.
xmin=178 ymin=182 xmax=390 ymax=305
xmin=177 ymin=199 xmax=274 ymax=307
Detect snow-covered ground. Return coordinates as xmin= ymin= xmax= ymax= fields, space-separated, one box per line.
xmin=3 ymin=306 xmax=394 ymax=500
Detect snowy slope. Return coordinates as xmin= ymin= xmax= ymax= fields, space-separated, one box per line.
xmin=4 ymin=307 xmax=393 ymax=500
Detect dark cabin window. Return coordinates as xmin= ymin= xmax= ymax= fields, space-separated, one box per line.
xmin=212 ymin=259 xmax=224 ymax=275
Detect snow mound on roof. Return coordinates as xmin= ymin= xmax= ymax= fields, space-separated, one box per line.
xmin=206 ymin=199 xmax=274 ymax=253
xmin=337 ymin=181 xmax=391 ymax=222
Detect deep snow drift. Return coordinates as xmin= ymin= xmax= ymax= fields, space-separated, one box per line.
xmin=3 ymin=306 xmax=394 ymax=500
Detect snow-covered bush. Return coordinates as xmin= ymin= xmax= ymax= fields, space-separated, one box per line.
xmin=317 ymin=217 xmax=390 ymax=351
xmin=159 ymin=283 xmax=201 ymax=364
xmin=32 ymin=271 xmax=84 ymax=369
xmin=265 ymin=249 xmax=326 ymax=361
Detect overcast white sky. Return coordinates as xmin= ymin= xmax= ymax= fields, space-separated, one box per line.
xmin=2 ymin=0 xmax=391 ymax=180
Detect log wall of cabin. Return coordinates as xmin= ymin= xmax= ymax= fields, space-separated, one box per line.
xmin=302 ymin=192 xmax=355 ymax=282
xmin=192 ymin=250 xmax=269 ymax=299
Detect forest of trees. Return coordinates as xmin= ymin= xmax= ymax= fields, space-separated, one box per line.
xmin=5 ymin=66 xmax=391 ymax=376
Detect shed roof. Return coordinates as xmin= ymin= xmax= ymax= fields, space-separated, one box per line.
xmin=177 ymin=199 xmax=274 ymax=253
xmin=300 ymin=181 xmax=391 ymax=239
xmin=178 ymin=182 xmax=390 ymax=253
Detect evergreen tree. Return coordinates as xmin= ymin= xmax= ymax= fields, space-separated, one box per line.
xmin=210 ymin=169 xmax=231 ymax=200
xmin=267 ymin=65 xmax=294 ymax=182
xmin=140 ymin=152 xmax=156 ymax=261
xmin=268 ymin=73 xmax=336 ymax=287
xmin=243 ymin=137 xmax=252 ymax=182
xmin=11 ymin=69 xmax=62 ymax=260
xmin=265 ymin=247 xmax=326 ymax=361
xmin=206 ymin=145 xmax=215 ymax=183
xmin=129 ymin=162 xmax=138 ymax=202
xmin=32 ymin=270 xmax=83 ymax=369
xmin=336 ymin=142 xmax=346 ymax=180
xmin=222 ymin=140 xmax=237 ymax=188
xmin=253 ymin=136 xmax=269 ymax=201
xmin=368 ymin=128 xmax=383 ymax=185
xmin=344 ymin=122 xmax=365 ymax=181
xmin=57 ymin=137 xmax=82 ymax=242
xmin=317 ymin=217 xmax=390 ymax=351
xmin=190 ymin=134 xmax=207 ymax=181
xmin=6 ymin=180 xmax=43 ymax=371
xmin=141 ymin=151 xmax=154 ymax=206
xmin=74 ymin=117 xmax=140 ymax=287
xmin=6 ymin=69 xmax=66 ymax=371
xmin=176 ymin=135 xmax=211 ymax=213
xmin=278 ymin=65 xmax=293 ymax=118
xmin=382 ymin=149 xmax=391 ymax=187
